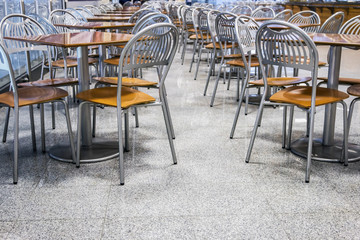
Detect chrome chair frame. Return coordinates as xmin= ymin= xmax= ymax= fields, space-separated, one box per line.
xmin=319 ymin=11 xmax=344 ymax=33
xmin=273 ymin=9 xmax=293 ymax=21
xmin=288 ymin=10 xmax=321 ymax=33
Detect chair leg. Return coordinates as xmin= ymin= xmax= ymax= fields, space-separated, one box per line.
xmin=3 ymin=107 xmax=10 ymax=142
xmin=60 ymin=100 xmax=76 ymax=165
xmin=204 ymin=55 xmax=215 ymax=96
xmin=194 ymin=48 xmax=203 ymax=80
xmin=340 ymin=101 xmax=348 ymax=166
xmin=245 ymin=88 xmax=249 ymax=116
xmin=124 ymin=110 xmax=130 ymax=152
xmin=282 ymin=106 xmax=287 ymax=149
xmin=305 ymin=107 xmax=316 ymax=183
xmin=245 ymin=94 xmax=266 ymax=163
xmin=287 ymin=106 xmax=294 ymax=150
xmin=181 ymin=38 xmax=187 ymax=65
xmin=92 ymin=104 xmax=97 ymax=138
xmin=51 ymin=102 xmax=55 ymax=129
xmin=134 ymin=107 xmax=139 ymax=128
xmin=117 ymin=108 xmax=125 ymax=185
xmin=40 ymin=104 xmax=46 ymax=153
xmin=29 ymin=105 xmax=36 ymax=151
xmin=13 ymin=107 xmax=19 ymax=184
xmin=210 ymin=65 xmax=223 ymax=107
xmin=189 ymin=40 xmax=197 ymax=72
xmin=230 ymin=75 xmax=248 ymax=139
xmin=162 ymin=87 xmax=175 ymax=139
xmin=161 ymin=103 xmax=177 ymax=165
xmin=76 ymin=102 xmax=87 ymax=168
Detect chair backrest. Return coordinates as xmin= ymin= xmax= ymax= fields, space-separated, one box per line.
xmin=288 ymin=10 xmax=320 ymax=33
xmin=100 ymin=4 xmax=112 ymax=11
xmin=84 ymin=5 xmax=102 ymax=15
xmin=274 ymin=9 xmax=293 ymax=21
xmin=49 ymin=9 xmax=81 ymax=33
xmin=319 ymin=11 xmax=344 ymax=33
xmin=75 ymin=7 xmax=95 ymax=18
xmin=117 ymin=23 xmax=179 ymax=100
xmin=66 ymin=8 xmax=88 ymax=22
xmin=114 ymin=3 xmax=123 ymax=10
xmin=0 ymin=43 xmax=19 ymax=103
xmin=0 ymin=14 xmax=47 ymax=55
xmin=132 ymin=13 xmax=171 ymax=34
xmin=339 ymin=15 xmax=360 ymax=34
xmin=215 ymin=12 xmax=237 ymax=43
xmin=231 ymin=5 xmax=252 ymax=16
xmin=207 ymin=10 xmax=220 ymax=46
xmin=123 ymin=2 xmax=134 ymax=7
xmin=129 ymin=9 xmax=157 ymax=23
xmin=256 ymin=20 xmax=319 ymax=89
xmin=182 ymin=7 xmax=194 ymax=31
xmin=251 ymin=7 xmax=275 ymax=19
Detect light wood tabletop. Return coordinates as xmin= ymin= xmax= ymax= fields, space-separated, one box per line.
xmin=54 ymin=22 xmax=135 ymax=30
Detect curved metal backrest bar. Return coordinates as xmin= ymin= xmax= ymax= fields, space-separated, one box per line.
xmin=0 ymin=14 xmax=47 ymax=54
xmin=207 ymin=10 xmax=220 ymax=42
xmin=0 ymin=43 xmax=19 ymax=102
xmin=83 ymin=5 xmax=102 ymax=15
xmin=319 ymin=11 xmax=344 ymax=33
xmin=251 ymin=7 xmax=275 ymax=19
xmin=129 ymin=9 xmax=158 ymax=23
xmin=215 ymin=12 xmax=237 ymax=42
xmin=66 ymin=8 xmax=88 ymax=22
xmin=231 ymin=5 xmax=252 ymax=16
xmin=235 ymin=16 xmax=259 ymax=54
xmin=123 ymin=2 xmax=134 ymax=7
xmin=75 ymin=7 xmax=95 ymax=18
xmin=256 ymin=20 xmax=319 ymax=78
xmin=288 ymin=10 xmax=321 ymax=33
xmin=339 ymin=15 xmax=360 ymax=34
xmin=117 ymin=23 xmax=179 ymax=101
xmin=132 ymin=13 xmax=171 ymax=34
xmin=49 ymin=9 xmax=81 ymax=33
xmin=274 ymin=9 xmax=293 ymax=21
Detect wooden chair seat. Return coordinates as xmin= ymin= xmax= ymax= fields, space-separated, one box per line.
xmin=47 ymin=57 xmax=98 ymax=68
xmin=347 ymin=84 xmax=360 ymax=96
xmin=0 ymin=86 xmax=68 ymax=108
xmin=104 ymin=56 xmax=152 ymax=66
xmin=285 ymin=56 xmax=326 ymax=66
xmin=205 ymin=42 xmax=238 ymax=49
xmin=226 ymin=56 xmax=260 ymax=67
xmin=270 ymin=86 xmax=349 ymax=108
xmin=189 ymin=34 xmax=211 ymax=40
xmin=93 ymin=77 xmax=157 ymax=87
xmin=318 ymin=77 xmax=360 ymax=85
xmin=76 ymin=86 xmax=156 ymax=109
xmin=250 ymin=77 xmax=312 ymax=86
xmin=18 ymin=78 xmax=78 ymax=87
xmin=217 ymin=53 xmax=242 ymax=59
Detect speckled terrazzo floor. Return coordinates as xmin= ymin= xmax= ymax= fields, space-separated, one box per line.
xmin=1 ymin=45 xmax=360 ymax=239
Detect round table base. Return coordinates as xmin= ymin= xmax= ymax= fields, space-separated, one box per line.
xmin=291 ymin=138 xmax=360 ymax=163
xmin=49 ymin=139 xmax=119 ymax=163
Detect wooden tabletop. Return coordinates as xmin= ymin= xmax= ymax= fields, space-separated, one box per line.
xmin=266 ymin=23 xmax=321 ymax=30
xmin=253 ymin=17 xmax=273 ymax=22
xmin=308 ymin=33 xmax=360 ymax=47
xmin=87 ymin=16 xmax=130 ymax=22
xmin=54 ymin=22 xmax=135 ymax=30
xmin=95 ymin=13 xmax=133 ymax=17
xmin=4 ymin=31 xmax=133 ymax=48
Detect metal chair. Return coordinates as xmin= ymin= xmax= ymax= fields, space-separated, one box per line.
xmin=84 ymin=5 xmax=102 ymax=15
xmin=288 ymin=10 xmax=321 ymax=33
xmin=123 ymin=1 xmax=134 ymax=7
xmin=49 ymin=9 xmax=82 ymax=33
xmin=319 ymin=12 xmax=344 ymax=33
xmin=180 ymin=7 xmax=195 ymax=65
xmin=128 ymin=9 xmax=159 ymax=23
xmin=246 ymin=20 xmax=348 ymax=182
xmin=75 ymin=23 xmax=179 ymax=185
xmin=0 ymin=39 xmax=75 ymax=184
xmin=251 ymin=7 xmax=275 ymax=19
xmin=339 ymin=15 xmax=360 ymax=34
xmin=231 ymin=5 xmax=252 ymax=16
xmin=274 ymin=9 xmax=293 ymax=21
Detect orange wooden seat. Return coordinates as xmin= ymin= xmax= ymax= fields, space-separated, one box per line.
xmin=318 ymin=77 xmax=360 ymax=85
xmin=205 ymin=42 xmax=238 ymax=49
xmin=0 ymin=86 xmax=68 ymax=108
xmin=76 ymin=86 xmax=156 ymax=109
xmin=93 ymin=77 xmax=157 ymax=87
xmin=47 ymin=57 xmax=98 ymax=68
xmin=270 ymin=86 xmax=349 ymax=108
xmin=226 ymin=56 xmax=260 ymax=67
xmin=189 ymin=34 xmax=211 ymax=40
xmin=18 ymin=78 xmax=78 ymax=87
xmin=347 ymin=84 xmax=360 ymax=96
xmin=250 ymin=77 xmax=312 ymax=86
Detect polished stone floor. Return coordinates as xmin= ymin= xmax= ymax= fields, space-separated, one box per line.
xmin=1 ymin=45 xmax=360 ymax=239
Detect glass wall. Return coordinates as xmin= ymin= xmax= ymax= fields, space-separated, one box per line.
xmin=0 ymin=0 xmax=64 ymax=89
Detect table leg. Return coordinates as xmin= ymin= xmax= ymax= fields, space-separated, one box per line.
xmin=49 ymin=46 xmax=119 ymax=163
xmin=291 ymin=46 xmax=360 ymax=162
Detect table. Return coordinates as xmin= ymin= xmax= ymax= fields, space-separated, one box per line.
xmin=87 ymin=16 xmax=131 ymax=22
xmin=95 ymin=13 xmax=133 ymax=17
xmin=4 ymin=31 xmax=133 ymax=162
xmin=290 ymin=33 xmax=360 ymax=162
